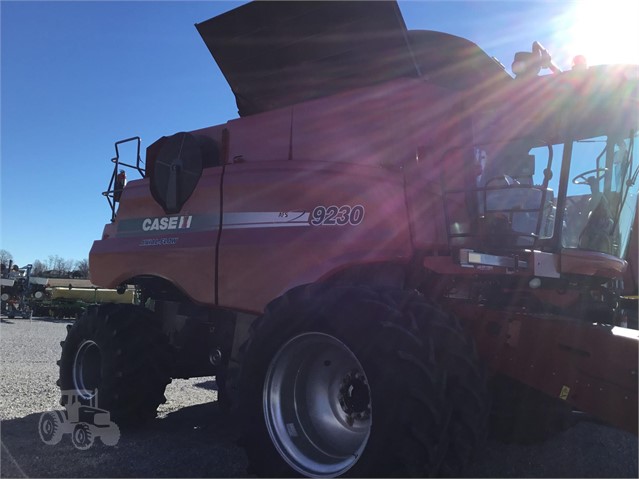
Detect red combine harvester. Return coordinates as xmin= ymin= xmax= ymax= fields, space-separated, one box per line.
xmin=57 ymin=2 xmax=638 ymax=476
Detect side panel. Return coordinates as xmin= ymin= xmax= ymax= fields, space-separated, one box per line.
xmin=221 ymin=77 xmax=464 ymax=258
xmin=89 ymin=170 xmax=222 ymax=305
xmin=455 ymin=304 xmax=639 ymax=434
xmin=226 ymin=108 xmax=293 ymax=163
xmin=217 ymin=161 xmax=413 ymax=312
xmin=290 ymin=79 xmax=429 ymax=167
xmin=225 ymin=77 xmax=463 ymax=169
xmin=405 ymin=145 xmax=470 ymax=251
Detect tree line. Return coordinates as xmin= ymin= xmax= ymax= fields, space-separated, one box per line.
xmin=0 ymin=249 xmax=89 ymax=279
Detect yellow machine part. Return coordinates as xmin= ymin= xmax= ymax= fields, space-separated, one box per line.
xmin=49 ymin=287 xmax=134 ymax=304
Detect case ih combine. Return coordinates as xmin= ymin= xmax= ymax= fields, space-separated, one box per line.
xmin=57 ymin=2 xmax=637 ymax=477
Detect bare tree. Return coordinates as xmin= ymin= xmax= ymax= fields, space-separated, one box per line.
xmin=46 ymin=255 xmax=75 ymax=277
xmin=32 ymin=259 xmax=47 ymax=277
xmin=0 ymin=249 xmax=13 ymax=266
xmin=74 ymin=259 xmax=90 ymax=278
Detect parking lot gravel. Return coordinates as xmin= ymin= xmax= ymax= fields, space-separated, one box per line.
xmin=1 ymin=316 xmax=637 ymax=478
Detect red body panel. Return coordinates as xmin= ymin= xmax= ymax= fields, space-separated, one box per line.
xmin=90 ymin=78 xmax=464 ymax=311
xmin=560 ymin=249 xmax=627 ymax=278
xmin=223 ymin=78 xmax=461 ymax=168
xmin=456 ymin=304 xmax=639 ymax=434
xmin=90 ymin=172 xmax=222 ymax=304
xmin=91 ymin=160 xmax=413 ymax=311
xmin=218 ymin=161 xmax=412 ymax=312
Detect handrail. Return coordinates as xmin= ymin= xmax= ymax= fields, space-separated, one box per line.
xmin=102 ymin=137 xmax=144 ymax=222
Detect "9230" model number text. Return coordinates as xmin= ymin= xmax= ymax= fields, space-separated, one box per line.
xmin=309 ymin=205 xmax=365 ymax=226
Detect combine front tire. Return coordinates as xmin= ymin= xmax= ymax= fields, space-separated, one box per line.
xmin=58 ymin=304 xmax=171 ymax=426
xmin=238 ymin=284 xmax=488 ymax=477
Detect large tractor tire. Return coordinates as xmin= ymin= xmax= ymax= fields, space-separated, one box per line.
xmin=237 ymin=284 xmax=488 ymax=477
xmin=386 ymin=289 xmax=489 ymax=476
xmin=57 ymin=304 xmax=172 ymax=426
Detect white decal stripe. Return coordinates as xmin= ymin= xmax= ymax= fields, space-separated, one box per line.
xmin=223 ymin=222 xmax=310 ymax=230
xmin=223 ymin=212 xmax=310 ymax=227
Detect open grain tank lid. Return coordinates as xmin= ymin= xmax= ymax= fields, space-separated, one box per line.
xmin=195 ymin=1 xmax=420 ymax=117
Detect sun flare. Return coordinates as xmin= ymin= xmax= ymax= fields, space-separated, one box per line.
xmin=559 ymin=1 xmax=639 ymax=68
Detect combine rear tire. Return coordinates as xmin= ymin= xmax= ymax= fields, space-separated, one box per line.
xmin=238 ymin=284 xmax=488 ymax=477
xmin=58 ymin=304 xmax=171 ymax=426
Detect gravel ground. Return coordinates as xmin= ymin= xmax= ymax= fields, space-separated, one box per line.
xmin=1 ymin=316 xmax=637 ymax=478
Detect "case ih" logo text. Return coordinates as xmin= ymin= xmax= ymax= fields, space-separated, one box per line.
xmin=142 ymin=216 xmax=193 ymax=231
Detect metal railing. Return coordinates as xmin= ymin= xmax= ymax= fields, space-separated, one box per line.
xmin=102 ymin=137 xmax=145 ymax=222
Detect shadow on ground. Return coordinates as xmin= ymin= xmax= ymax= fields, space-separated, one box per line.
xmin=2 ymin=403 xmax=636 ymax=478
xmin=194 ymin=380 xmax=218 ymax=391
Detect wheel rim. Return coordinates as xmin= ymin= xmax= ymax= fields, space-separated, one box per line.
xmin=73 ymin=340 xmax=102 ymax=400
xmin=73 ymin=424 xmax=90 ymax=448
xmin=40 ymin=415 xmax=54 ymax=439
xmin=264 ymin=332 xmax=372 ymax=477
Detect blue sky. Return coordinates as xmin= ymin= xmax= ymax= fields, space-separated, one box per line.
xmin=2 ymin=1 xmax=638 ymax=268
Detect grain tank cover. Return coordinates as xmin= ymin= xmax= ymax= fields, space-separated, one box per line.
xmin=196 ymin=1 xmax=419 ymax=116
xmin=407 ymin=30 xmax=512 ymax=90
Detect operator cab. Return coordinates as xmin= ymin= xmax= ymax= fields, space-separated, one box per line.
xmin=474 ymin=140 xmax=556 ymax=249
xmin=459 ymin=131 xmax=637 ymax=259
xmin=565 ymin=134 xmax=636 ymax=256
xmin=447 ymin=59 xmax=638 ymax=264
